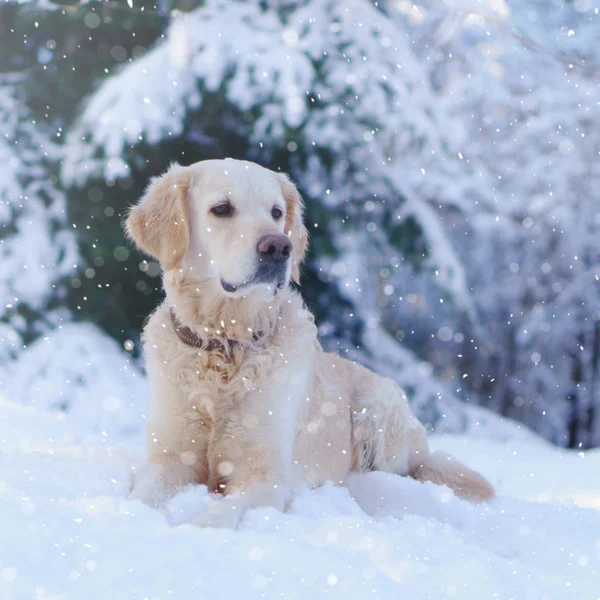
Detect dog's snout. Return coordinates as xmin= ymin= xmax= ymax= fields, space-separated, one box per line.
xmin=257 ymin=234 xmax=292 ymax=261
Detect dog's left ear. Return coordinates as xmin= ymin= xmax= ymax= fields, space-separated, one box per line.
xmin=276 ymin=173 xmax=309 ymax=284
xmin=126 ymin=163 xmax=192 ymax=271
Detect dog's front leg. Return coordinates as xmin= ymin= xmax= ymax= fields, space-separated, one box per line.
xmin=194 ymin=367 xmax=308 ymax=529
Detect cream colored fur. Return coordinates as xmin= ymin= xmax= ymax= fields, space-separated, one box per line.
xmin=126 ymin=159 xmax=494 ymax=528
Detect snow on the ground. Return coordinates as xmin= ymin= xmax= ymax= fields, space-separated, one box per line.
xmin=0 ymin=326 xmax=599 ymax=600
xmin=3 ymin=323 xmax=149 ymax=442
xmin=1 ymin=397 xmax=599 ymax=600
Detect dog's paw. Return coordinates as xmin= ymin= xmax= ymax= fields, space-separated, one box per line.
xmin=193 ymin=495 xmax=244 ymax=529
xmin=129 ymin=464 xmax=165 ymax=508
xmin=193 ymin=485 xmax=287 ymax=529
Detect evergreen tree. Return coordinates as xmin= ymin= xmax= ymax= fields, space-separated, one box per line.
xmin=0 ymin=75 xmax=77 ymax=358
xmin=60 ymin=0 xmax=474 ymax=427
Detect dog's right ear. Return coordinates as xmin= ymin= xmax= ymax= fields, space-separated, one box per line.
xmin=276 ymin=173 xmax=309 ymax=285
xmin=126 ymin=164 xmax=192 ymax=271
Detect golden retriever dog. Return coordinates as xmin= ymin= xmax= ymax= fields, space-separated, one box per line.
xmin=126 ymin=158 xmax=494 ymax=528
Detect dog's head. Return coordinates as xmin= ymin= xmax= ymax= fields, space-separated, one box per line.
xmin=126 ymin=159 xmax=308 ymax=298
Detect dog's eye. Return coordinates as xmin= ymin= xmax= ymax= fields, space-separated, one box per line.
xmin=271 ymin=206 xmax=283 ymax=220
xmin=211 ymin=202 xmax=233 ymax=217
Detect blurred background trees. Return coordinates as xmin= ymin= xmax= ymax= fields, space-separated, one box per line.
xmin=1 ymin=0 xmax=599 ymax=447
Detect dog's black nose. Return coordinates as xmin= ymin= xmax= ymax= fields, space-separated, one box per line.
xmin=257 ymin=234 xmax=292 ymax=261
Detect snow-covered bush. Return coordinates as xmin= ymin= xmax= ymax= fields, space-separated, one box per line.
xmin=0 ymin=76 xmax=78 ymax=357
xmin=388 ymin=0 xmax=600 ymax=447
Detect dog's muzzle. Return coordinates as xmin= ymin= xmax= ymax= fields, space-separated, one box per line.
xmin=221 ymin=234 xmax=292 ymax=293
xmin=254 ymin=234 xmax=291 ymax=287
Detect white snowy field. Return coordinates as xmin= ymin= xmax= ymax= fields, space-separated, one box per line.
xmin=1 ymin=396 xmax=599 ymax=600
xmin=0 ymin=325 xmax=598 ymax=600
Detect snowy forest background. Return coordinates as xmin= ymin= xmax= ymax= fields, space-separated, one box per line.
xmin=1 ymin=0 xmax=599 ymax=449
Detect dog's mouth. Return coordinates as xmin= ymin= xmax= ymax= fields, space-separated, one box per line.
xmin=221 ymin=260 xmax=288 ymax=295
xmin=221 ymin=279 xmax=248 ymax=294
xmin=221 ymin=278 xmax=286 ymax=295
xmin=221 ymin=274 xmax=286 ymax=295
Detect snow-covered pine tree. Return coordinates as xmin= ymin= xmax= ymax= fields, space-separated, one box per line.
xmin=0 ymin=0 xmax=151 ymax=426
xmin=0 ymin=0 xmax=182 ymax=346
xmin=379 ymin=0 xmax=600 ymax=447
xmin=0 ymin=76 xmax=77 ymax=360
xmin=61 ymin=0 xmax=473 ymax=430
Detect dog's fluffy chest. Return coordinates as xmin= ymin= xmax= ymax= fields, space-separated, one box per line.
xmin=169 ymin=339 xmax=281 ymax=419
xmin=145 ymin=303 xmax=305 ymax=418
